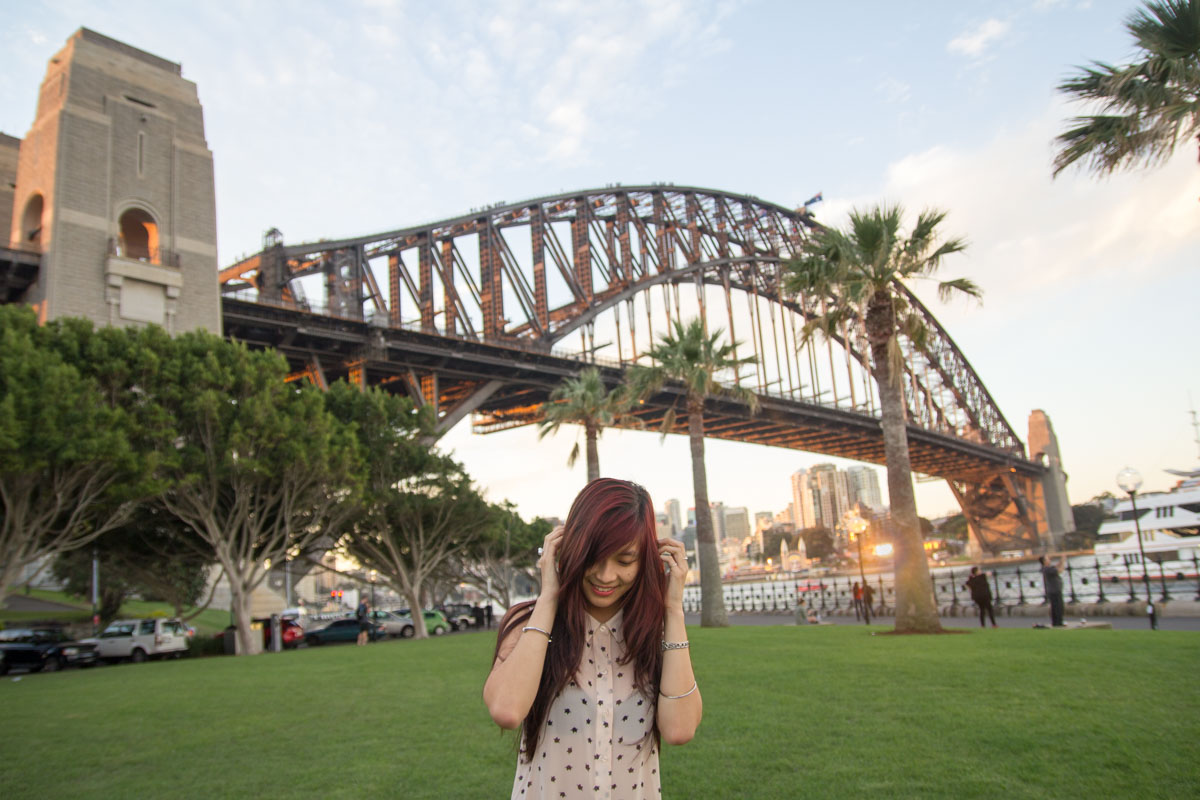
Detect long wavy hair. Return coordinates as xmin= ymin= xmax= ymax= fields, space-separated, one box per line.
xmin=494 ymin=478 xmax=666 ymax=762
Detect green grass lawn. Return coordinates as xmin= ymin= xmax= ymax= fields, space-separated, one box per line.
xmin=1 ymin=589 xmax=232 ymax=636
xmin=2 ymin=626 xmax=1196 ymax=799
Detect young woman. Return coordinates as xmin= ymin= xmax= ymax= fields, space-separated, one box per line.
xmin=484 ymin=479 xmax=702 ymax=799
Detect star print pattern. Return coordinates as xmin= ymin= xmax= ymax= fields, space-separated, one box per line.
xmin=511 ymin=609 xmax=660 ymax=799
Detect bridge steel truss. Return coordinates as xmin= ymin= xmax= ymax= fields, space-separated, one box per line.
xmin=219 ymin=185 xmax=1051 ymax=555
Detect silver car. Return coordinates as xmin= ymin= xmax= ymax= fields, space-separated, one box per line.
xmin=368 ymin=610 xmax=415 ymax=638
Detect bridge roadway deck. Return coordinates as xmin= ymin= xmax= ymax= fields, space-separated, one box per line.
xmin=222 ymin=297 xmax=1042 ymax=485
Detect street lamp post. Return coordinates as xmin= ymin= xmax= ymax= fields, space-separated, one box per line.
xmin=847 ymin=511 xmax=870 ymax=625
xmin=1116 ymin=467 xmax=1157 ymax=630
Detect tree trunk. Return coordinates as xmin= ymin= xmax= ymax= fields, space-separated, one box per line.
xmin=230 ymin=578 xmax=257 ymax=655
xmin=867 ymin=299 xmax=942 ymax=633
xmin=405 ymin=587 xmax=428 ymax=639
xmin=585 ymin=422 xmax=600 ymax=483
xmin=688 ymin=394 xmax=728 ymax=627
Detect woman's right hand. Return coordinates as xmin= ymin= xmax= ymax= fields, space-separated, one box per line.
xmin=538 ymin=525 xmax=565 ymax=599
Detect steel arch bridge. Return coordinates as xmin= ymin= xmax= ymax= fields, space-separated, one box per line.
xmin=219 ymin=184 xmax=1056 ymax=555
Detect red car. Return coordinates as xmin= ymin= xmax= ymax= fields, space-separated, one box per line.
xmin=260 ymin=618 xmax=304 ymax=649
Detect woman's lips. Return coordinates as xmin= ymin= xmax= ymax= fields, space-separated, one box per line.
xmin=590 ymin=584 xmax=617 ymax=596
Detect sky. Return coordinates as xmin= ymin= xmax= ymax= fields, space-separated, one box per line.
xmin=2 ymin=0 xmax=1197 ymax=526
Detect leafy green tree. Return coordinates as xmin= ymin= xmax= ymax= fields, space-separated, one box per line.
xmin=1066 ymin=501 xmax=1112 ymax=549
xmin=454 ymin=503 xmax=551 ymax=608
xmin=628 ymin=318 xmax=758 ymax=627
xmin=784 ymin=204 xmax=977 ymax=633
xmin=798 ymin=526 xmax=835 ymax=562
xmin=59 ymin=503 xmax=216 ymax=621
xmin=1054 ymin=0 xmax=1200 ymax=177
xmin=0 ymin=307 xmax=150 ymax=602
xmin=52 ymin=546 xmax=133 ymax=624
xmin=761 ymin=526 xmax=794 ymax=565
xmin=153 ymin=334 xmax=362 ymax=655
xmin=326 ymin=382 xmax=494 ymax=638
xmin=937 ymin=513 xmax=970 ymax=542
xmin=538 ymin=367 xmax=642 ymax=482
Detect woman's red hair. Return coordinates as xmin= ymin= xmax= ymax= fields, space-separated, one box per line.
xmin=494 ymin=478 xmax=666 ymax=761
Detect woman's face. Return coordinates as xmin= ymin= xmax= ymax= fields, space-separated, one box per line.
xmin=581 ymin=541 xmax=641 ymax=622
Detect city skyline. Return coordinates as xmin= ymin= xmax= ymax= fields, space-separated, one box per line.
xmin=1 ymin=2 xmax=1195 ymax=526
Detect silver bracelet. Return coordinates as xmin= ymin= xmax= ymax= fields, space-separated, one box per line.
xmin=522 ymin=625 xmax=552 ymax=643
xmin=660 ymin=681 xmax=698 ymax=700
xmin=661 ymin=639 xmax=689 ymax=651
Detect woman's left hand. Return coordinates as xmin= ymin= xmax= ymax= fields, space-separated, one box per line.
xmin=657 ymin=537 xmax=688 ymax=611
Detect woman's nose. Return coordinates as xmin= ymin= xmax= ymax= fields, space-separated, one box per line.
xmin=595 ymin=560 xmax=617 ymax=583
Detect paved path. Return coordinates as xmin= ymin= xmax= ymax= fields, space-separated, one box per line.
xmin=685 ymin=611 xmax=1200 ymax=632
xmin=2 ymin=594 xmax=84 ymax=612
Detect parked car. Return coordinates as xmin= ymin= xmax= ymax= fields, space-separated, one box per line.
xmin=440 ymin=603 xmax=476 ymax=631
xmin=256 ymin=617 xmax=304 ymax=649
xmin=369 ymin=610 xmax=415 ymax=638
xmin=87 ymin=618 xmax=189 ymax=663
xmin=392 ymin=608 xmax=450 ymax=636
xmin=0 ymin=627 xmax=99 ymax=674
xmin=304 ymin=618 xmax=384 ymax=646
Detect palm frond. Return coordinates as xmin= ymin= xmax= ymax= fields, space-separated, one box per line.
xmin=566 ymin=441 xmax=580 ymax=468
xmin=937 ymin=277 xmax=982 ymax=302
xmin=1054 ymin=0 xmax=1200 ymax=177
xmin=659 ymin=407 xmax=676 ymax=441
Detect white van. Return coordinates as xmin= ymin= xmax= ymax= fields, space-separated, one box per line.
xmin=91 ymin=618 xmax=189 ymax=663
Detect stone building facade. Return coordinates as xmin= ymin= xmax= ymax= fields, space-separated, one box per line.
xmin=8 ymin=28 xmax=219 ymax=333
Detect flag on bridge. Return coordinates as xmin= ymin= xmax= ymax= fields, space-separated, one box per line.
xmin=802 ymin=192 xmax=823 ymax=206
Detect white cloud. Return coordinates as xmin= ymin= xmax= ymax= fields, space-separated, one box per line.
xmin=877 ymin=77 xmax=911 ymax=104
xmin=947 ymin=19 xmax=1011 ymax=57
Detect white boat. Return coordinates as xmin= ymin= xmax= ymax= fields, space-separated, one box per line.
xmin=1094 ymin=468 xmax=1200 ymax=580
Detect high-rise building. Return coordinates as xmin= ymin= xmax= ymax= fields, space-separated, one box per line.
xmin=724 ymin=507 xmax=750 ymax=541
xmin=790 ymin=470 xmax=817 ymax=529
xmin=754 ymin=511 xmax=774 ymax=532
xmin=665 ymin=499 xmax=683 ymax=535
xmin=810 ymin=463 xmax=850 ymax=529
xmin=846 ymin=465 xmax=884 ymax=511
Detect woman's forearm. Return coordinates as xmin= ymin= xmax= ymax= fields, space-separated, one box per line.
xmin=483 ymin=595 xmax=558 ymax=729
xmin=656 ymin=607 xmax=702 ymax=745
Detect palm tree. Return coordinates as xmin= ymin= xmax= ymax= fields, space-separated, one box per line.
xmin=628 ymin=318 xmax=758 ymax=628
xmin=538 ymin=367 xmax=641 ymax=482
xmin=1053 ymin=0 xmax=1200 ymax=177
xmin=784 ymin=204 xmax=978 ymax=634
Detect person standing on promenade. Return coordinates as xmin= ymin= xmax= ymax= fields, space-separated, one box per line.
xmin=356 ymin=596 xmax=371 ymax=646
xmin=1039 ymin=556 xmax=1065 ymax=627
xmin=964 ymin=567 xmax=997 ymax=628
xmin=484 ymin=478 xmax=701 ymax=799
xmin=852 ymin=582 xmax=863 ymax=620
xmin=862 ymin=582 xmax=875 ymax=616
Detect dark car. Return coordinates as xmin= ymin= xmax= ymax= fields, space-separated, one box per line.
xmin=304 ymin=618 xmax=384 ymax=646
xmin=0 ymin=627 xmax=99 ymax=674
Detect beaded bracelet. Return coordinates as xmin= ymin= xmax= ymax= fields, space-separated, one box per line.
xmin=522 ymin=625 xmax=552 ymax=642
xmin=661 ymin=639 xmax=689 ymax=651
xmin=660 ymin=681 xmax=698 ymax=700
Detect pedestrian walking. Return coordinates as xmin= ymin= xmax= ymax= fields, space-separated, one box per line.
xmin=484 ymin=478 xmax=701 ymax=799
xmin=862 ymin=582 xmax=875 ymax=615
xmin=964 ymin=566 xmax=998 ymax=628
xmin=852 ymin=581 xmax=863 ymax=620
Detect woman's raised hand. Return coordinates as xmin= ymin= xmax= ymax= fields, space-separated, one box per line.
xmin=537 ymin=525 xmax=566 ymax=600
xmin=657 ymin=537 xmax=688 ymax=611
